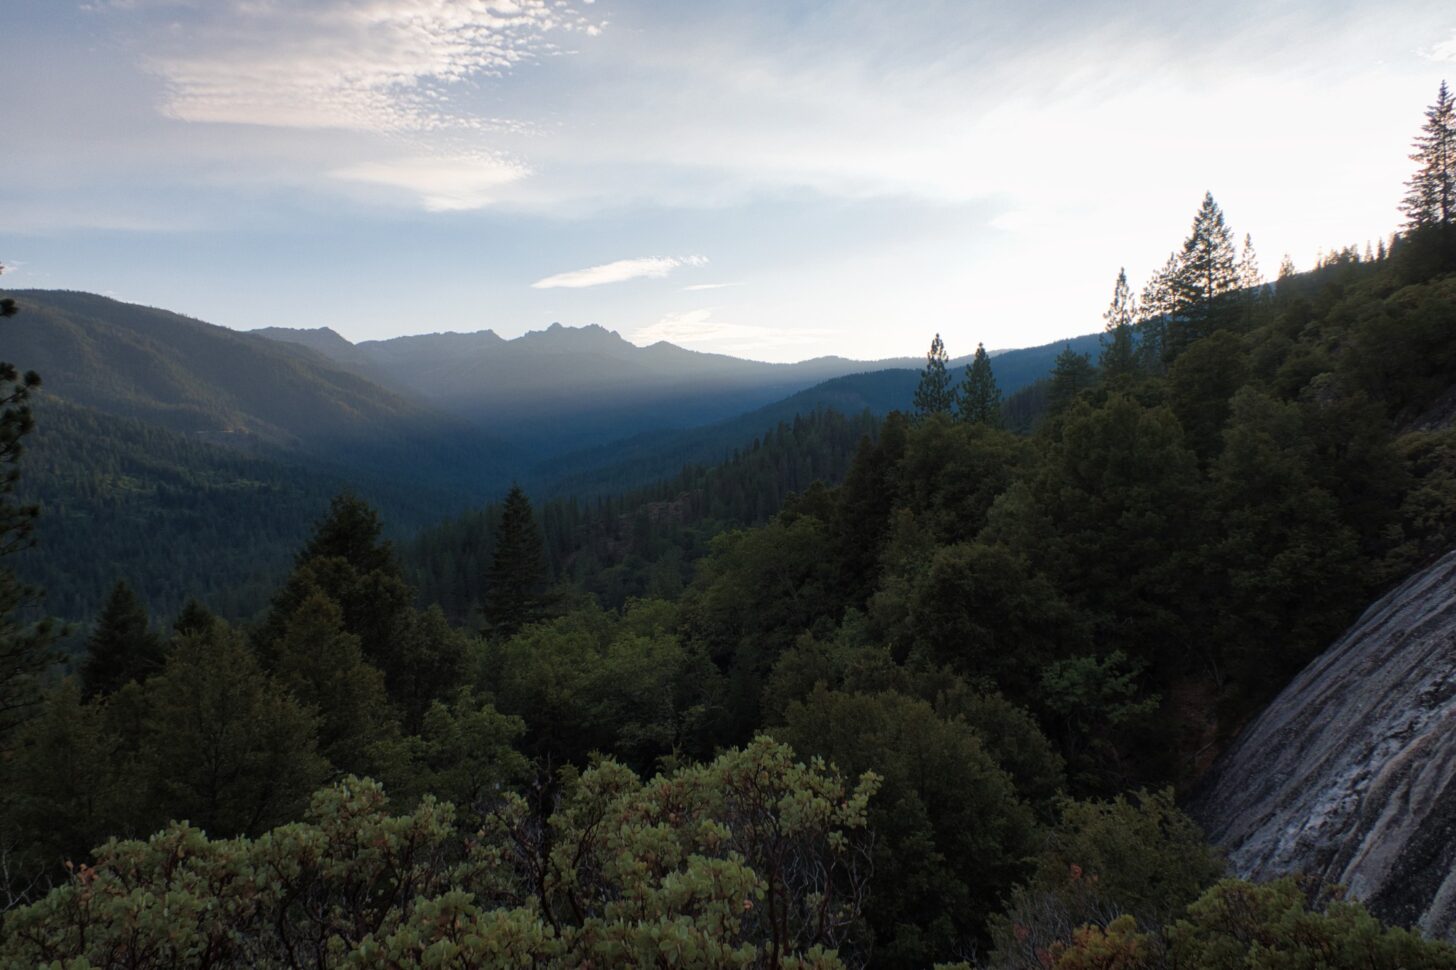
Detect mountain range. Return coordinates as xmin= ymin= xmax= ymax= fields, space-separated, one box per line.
xmin=256 ymin=322 xmax=927 ymax=458
xmin=3 ymin=288 xmax=1099 ymax=618
xmin=251 ymin=316 xmax=1101 ymax=465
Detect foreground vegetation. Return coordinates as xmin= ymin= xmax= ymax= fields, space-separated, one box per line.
xmin=1 ymin=85 xmax=1455 ymax=967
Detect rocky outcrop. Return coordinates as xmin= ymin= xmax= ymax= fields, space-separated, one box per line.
xmin=1191 ymin=550 xmax=1456 ymax=938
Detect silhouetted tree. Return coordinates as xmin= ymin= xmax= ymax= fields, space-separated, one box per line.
xmin=1402 ymin=80 xmax=1455 ymax=230
xmin=1100 ymin=268 xmax=1139 ymax=382
xmin=1237 ymin=234 xmax=1263 ymax=290
xmin=913 ymin=334 xmax=955 ymax=417
xmin=958 ymin=343 xmax=1003 ymax=426
xmin=1166 ymin=192 xmax=1239 ymax=357
xmin=1136 ymin=253 xmax=1179 ymax=372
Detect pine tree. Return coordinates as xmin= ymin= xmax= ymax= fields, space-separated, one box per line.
xmin=484 ymin=485 xmax=548 ymax=639
xmin=1166 ymin=192 xmax=1240 ymax=358
xmin=1237 ymin=233 xmax=1263 ymax=291
xmin=269 ymin=590 xmax=392 ymax=774
xmin=1099 ymin=268 xmax=1139 ymax=382
xmin=957 ymin=343 xmax=1003 ymax=426
xmin=0 ymin=268 xmax=52 ymax=744
xmin=913 ymin=334 xmax=955 ymax=418
xmin=257 ymin=493 xmax=412 ymax=674
xmin=296 ymin=492 xmax=396 ymax=575
xmin=1047 ymin=345 xmax=1098 ymax=415
xmin=1277 ymin=254 xmax=1297 ymax=280
xmin=1402 ymin=80 xmax=1455 ymax=230
xmin=141 ymin=624 xmax=327 ymax=837
xmin=172 ymin=598 xmax=218 ymax=638
xmin=1136 ymin=254 xmax=1179 ymax=373
xmin=80 ymin=579 xmax=164 ymax=698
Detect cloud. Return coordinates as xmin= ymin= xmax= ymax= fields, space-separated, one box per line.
xmin=631 ymin=308 xmax=834 ymax=358
xmin=531 ymin=255 xmax=707 ymax=289
xmin=135 ymin=0 xmax=601 ymax=133
xmin=681 ymin=281 xmax=744 ymax=292
xmin=1426 ymin=31 xmax=1456 ymax=62
xmin=331 ymin=154 xmax=528 ymax=211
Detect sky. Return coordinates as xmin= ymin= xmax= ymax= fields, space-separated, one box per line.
xmin=2 ymin=1 xmax=1454 ymax=362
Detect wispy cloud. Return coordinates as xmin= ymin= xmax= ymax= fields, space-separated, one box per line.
xmin=331 ymin=154 xmax=528 ymax=211
xmin=83 ymin=0 xmax=602 ymax=211
xmin=532 ymin=255 xmax=707 ymax=289
xmin=139 ymin=0 xmax=600 ymax=133
xmin=681 ymin=281 xmax=744 ymax=292
xmin=1426 ymin=30 xmax=1456 ymax=62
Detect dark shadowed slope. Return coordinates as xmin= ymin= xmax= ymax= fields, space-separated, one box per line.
xmin=7 ymin=290 xmax=515 ymax=495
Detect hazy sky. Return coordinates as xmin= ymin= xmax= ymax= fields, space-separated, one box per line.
xmin=2 ymin=1 xmax=1453 ymax=361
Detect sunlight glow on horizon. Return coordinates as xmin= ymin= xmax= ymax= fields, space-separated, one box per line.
xmin=2 ymin=1 xmax=1453 ymax=362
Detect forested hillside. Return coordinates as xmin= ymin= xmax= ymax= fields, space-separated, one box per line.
xmin=2 ymin=84 xmax=1456 ymax=969
xmin=1 ymin=291 xmax=521 ymax=617
xmin=410 ymin=408 xmax=881 ymax=621
xmin=4 ymin=291 xmax=495 ymax=464
xmin=12 ymin=399 xmax=506 ymax=623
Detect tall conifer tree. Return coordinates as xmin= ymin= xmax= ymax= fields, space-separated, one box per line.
xmin=1237 ymin=234 xmax=1263 ymax=291
xmin=484 ymin=485 xmax=548 ymax=639
xmin=1047 ymin=345 xmax=1097 ymax=415
xmin=296 ymin=493 xmax=397 ymax=575
xmin=1402 ymin=80 xmax=1455 ymax=230
xmin=957 ymin=343 xmax=1002 ymax=426
xmin=913 ymin=334 xmax=955 ymax=418
xmin=258 ymin=492 xmax=412 ymax=676
xmin=1165 ymin=192 xmax=1239 ymax=358
xmin=1136 ymin=253 xmax=1180 ymax=372
xmin=80 ymin=579 xmax=163 ymax=698
xmin=1100 ymin=268 xmax=1139 ymax=382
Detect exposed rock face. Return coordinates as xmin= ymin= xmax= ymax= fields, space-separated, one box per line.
xmin=1191 ymin=550 xmax=1456 ymax=938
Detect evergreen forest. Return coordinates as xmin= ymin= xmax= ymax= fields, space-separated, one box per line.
xmin=1 ymin=82 xmax=1455 ymax=970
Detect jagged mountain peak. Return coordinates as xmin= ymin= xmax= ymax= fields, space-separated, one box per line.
xmin=361 ymin=329 xmax=505 ymax=351
xmin=516 ymin=321 xmax=628 ymax=348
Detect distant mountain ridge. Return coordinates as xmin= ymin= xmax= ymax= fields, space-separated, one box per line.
xmin=535 ymin=331 xmax=1105 ymax=497
xmin=6 ymin=290 xmax=516 ymax=497
xmin=251 ymin=318 xmax=1101 ymax=458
